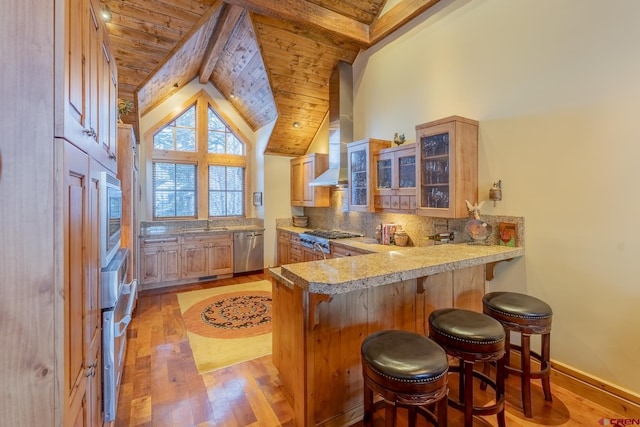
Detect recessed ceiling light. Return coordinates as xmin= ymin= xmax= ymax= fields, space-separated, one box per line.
xmin=101 ymin=6 xmax=112 ymax=22
xmin=292 ymin=121 xmax=300 ymax=128
xmin=229 ymin=93 xmax=237 ymax=100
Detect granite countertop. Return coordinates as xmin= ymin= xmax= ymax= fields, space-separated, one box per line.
xmin=140 ymin=224 xmax=264 ymax=238
xmin=277 ymin=244 xmax=524 ymax=295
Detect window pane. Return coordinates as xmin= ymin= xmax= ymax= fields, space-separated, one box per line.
xmin=209 ymin=166 xmax=225 ymax=190
xmin=208 ymin=165 xmax=244 ymax=217
xmin=153 ymin=162 xmax=196 ymax=218
xmin=227 ymin=167 xmax=243 ymax=190
xmin=153 ymin=105 xmax=196 ymax=152
xmin=176 ymin=128 xmax=195 ymax=151
xmin=208 ymin=108 xmax=225 ymax=131
xmin=209 ymin=191 xmax=225 ymax=216
xmin=226 ymin=133 xmax=243 ymax=155
xmin=153 ymin=128 xmax=174 ymax=150
xmin=227 ymin=191 xmax=243 ymax=216
xmin=208 ymin=131 xmax=225 ymax=154
xmin=176 ymin=106 xmax=195 ymax=127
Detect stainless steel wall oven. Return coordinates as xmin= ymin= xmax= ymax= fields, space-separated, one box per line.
xmin=101 ymin=248 xmax=137 ymax=422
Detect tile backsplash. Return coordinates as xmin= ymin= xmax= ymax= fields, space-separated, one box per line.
xmin=297 ymin=188 xmax=524 ymax=247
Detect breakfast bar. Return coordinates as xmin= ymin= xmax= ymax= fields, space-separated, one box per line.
xmin=270 ymin=243 xmax=524 ymax=427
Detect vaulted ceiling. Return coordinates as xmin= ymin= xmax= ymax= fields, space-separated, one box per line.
xmin=103 ymin=0 xmax=441 ymax=156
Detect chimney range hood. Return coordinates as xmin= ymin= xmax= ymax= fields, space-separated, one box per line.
xmin=308 ymin=61 xmax=353 ymax=187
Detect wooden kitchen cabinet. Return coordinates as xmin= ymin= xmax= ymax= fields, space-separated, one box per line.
xmin=56 ymin=0 xmax=118 ymax=173
xmin=117 ymin=124 xmax=139 ymax=284
xmin=289 ymin=234 xmax=303 ymax=263
xmin=277 ymin=230 xmax=291 ymax=266
xmin=302 ymin=246 xmax=326 ymax=262
xmin=416 ymin=116 xmax=478 ymax=218
xmin=373 ymin=143 xmax=417 ymax=212
xmin=140 ymin=238 xmax=181 ymax=285
xmin=182 ymin=233 xmax=233 ymax=279
xmin=290 ymin=153 xmax=330 ymax=207
xmin=347 ymin=138 xmax=391 ymax=212
xmin=61 ymin=141 xmax=105 ymax=427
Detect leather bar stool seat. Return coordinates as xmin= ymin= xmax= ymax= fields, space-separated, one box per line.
xmin=483 ymin=291 xmax=553 ymax=418
xmin=428 ymin=308 xmax=506 ymax=427
xmin=361 ymin=330 xmax=449 ymax=427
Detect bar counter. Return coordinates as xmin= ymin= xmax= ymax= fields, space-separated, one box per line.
xmin=269 ymin=243 xmax=523 ymax=427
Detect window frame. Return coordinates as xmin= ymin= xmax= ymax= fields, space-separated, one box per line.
xmin=145 ymin=89 xmax=250 ymax=221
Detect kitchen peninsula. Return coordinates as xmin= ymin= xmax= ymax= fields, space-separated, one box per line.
xmin=270 ymin=242 xmax=523 ymax=427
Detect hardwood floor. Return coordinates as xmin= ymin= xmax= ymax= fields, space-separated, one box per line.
xmin=116 ymin=272 xmax=622 ymax=426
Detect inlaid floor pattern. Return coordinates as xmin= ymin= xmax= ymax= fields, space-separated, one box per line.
xmin=116 ymin=271 xmax=624 ymax=426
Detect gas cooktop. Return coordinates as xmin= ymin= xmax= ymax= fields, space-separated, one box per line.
xmin=301 ymin=229 xmax=363 ymax=239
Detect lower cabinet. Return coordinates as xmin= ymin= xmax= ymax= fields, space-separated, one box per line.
xmin=182 ymin=234 xmax=233 ymax=279
xmin=302 ymin=246 xmax=326 ymax=261
xmin=277 ymin=231 xmax=291 ymax=266
xmin=140 ymin=233 xmax=234 ymax=288
xmin=140 ymin=238 xmax=181 ymax=285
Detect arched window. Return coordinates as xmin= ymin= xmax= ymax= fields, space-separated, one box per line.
xmin=148 ymin=91 xmax=248 ymax=219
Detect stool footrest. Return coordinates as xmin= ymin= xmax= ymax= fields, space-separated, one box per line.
xmin=447 ymin=365 xmax=505 ymax=416
xmin=508 ymin=344 xmax=552 ymax=379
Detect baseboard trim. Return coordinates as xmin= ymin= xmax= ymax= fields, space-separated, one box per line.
xmin=509 ymin=352 xmax=640 ymax=418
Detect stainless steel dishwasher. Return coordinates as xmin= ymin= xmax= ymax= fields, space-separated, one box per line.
xmin=233 ymin=230 xmax=264 ymax=273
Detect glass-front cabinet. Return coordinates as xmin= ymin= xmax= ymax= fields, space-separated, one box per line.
xmin=374 ymin=143 xmax=417 ymax=212
xmin=416 ymin=116 xmax=478 ymax=218
xmin=347 ymin=138 xmax=391 ymax=212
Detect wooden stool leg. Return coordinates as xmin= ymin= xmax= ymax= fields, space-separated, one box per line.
xmin=407 ymin=405 xmax=417 ymax=427
xmin=521 ymin=333 xmax=533 ymax=418
xmin=541 ymin=332 xmax=553 ymax=402
xmin=363 ymin=383 xmax=373 ymax=426
xmin=503 ymin=327 xmax=511 ymax=378
xmin=463 ymin=360 xmax=474 ymax=427
xmin=458 ymin=358 xmax=466 ymax=404
xmin=385 ymin=401 xmax=396 ymax=427
xmin=437 ymin=394 xmax=448 ymax=427
xmin=496 ymin=354 xmax=506 ymax=427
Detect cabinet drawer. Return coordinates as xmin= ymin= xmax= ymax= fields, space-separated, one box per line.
xmin=141 ymin=237 xmax=179 ymax=246
xmin=182 ymin=233 xmax=232 ymax=244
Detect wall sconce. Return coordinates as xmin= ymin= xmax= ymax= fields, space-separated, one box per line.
xmin=489 ymin=180 xmax=502 ymax=206
xmin=101 ymin=5 xmax=112 ymax=22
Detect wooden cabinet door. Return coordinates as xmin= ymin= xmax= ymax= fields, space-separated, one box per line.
xmin=140 ymin=245 xmax=162 ymax=285
xmin=290 ymin=159 xmax=304 ymax=206
xmin=62 ymin=141 xmax=89 ymax=427
xmin=416 ymin=116 xmax=478 ymax=218
xmin=182 ymin=243 xmax=209 ymax=279
xmin=162 ymin=244 xmax=182 ymax=282
xmin=277 ymin=231 xmax=290 ymax=266
xmin=208 ymin=241 xmax=233 ymax=275
xmin=302 ymin=158 xmax=315 ymax=205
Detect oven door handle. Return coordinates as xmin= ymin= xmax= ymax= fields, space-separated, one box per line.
xmin=115 ymin=279 xmax=138 ymax=338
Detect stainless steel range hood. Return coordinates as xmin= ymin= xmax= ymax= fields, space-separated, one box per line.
xmin=309 ymin=61 xmax=353 ymax=187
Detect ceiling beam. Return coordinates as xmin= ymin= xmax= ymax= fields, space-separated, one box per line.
xmin=199 ymin=5 xmax=246 ymax=83
xmin=369 ymin=0 xmax=441 ymax=44
xmin=223 ymin=0 xmax=370 ymax=46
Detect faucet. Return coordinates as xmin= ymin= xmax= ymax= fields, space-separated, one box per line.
xmin=312 ymin=242 xmax=327 ymax=260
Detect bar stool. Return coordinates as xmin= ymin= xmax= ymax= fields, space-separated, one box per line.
xmin=361 ymin=330 xmax=449 ymax=427
xmin=483 ymin=291 xmax=553 ymax=418
xmin=428 ymin=308 xmax=506 ymax=427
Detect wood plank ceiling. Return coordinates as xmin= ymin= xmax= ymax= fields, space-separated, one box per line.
xmin=102 ymin=0 xmax=441 ymax=156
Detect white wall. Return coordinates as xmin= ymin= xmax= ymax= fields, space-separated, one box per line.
xmin=353 ymin=0 xmax=640 ymax=394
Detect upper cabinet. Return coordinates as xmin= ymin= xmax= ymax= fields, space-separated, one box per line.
xmin=416 ymin=116 xmax=478 ymax=218
xmin=374 ymin=143 xmax=417 ymax=212
xmin=290 ymin=153 xmax=330 ymax=207
xmin=347 ymin=138 xmax=391 ymax=212
xmin=56 ymin=0 xmax=118 ymax=172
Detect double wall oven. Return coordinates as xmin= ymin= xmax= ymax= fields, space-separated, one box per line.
xmin=101 ymin=247 xmax=138 ymax=422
